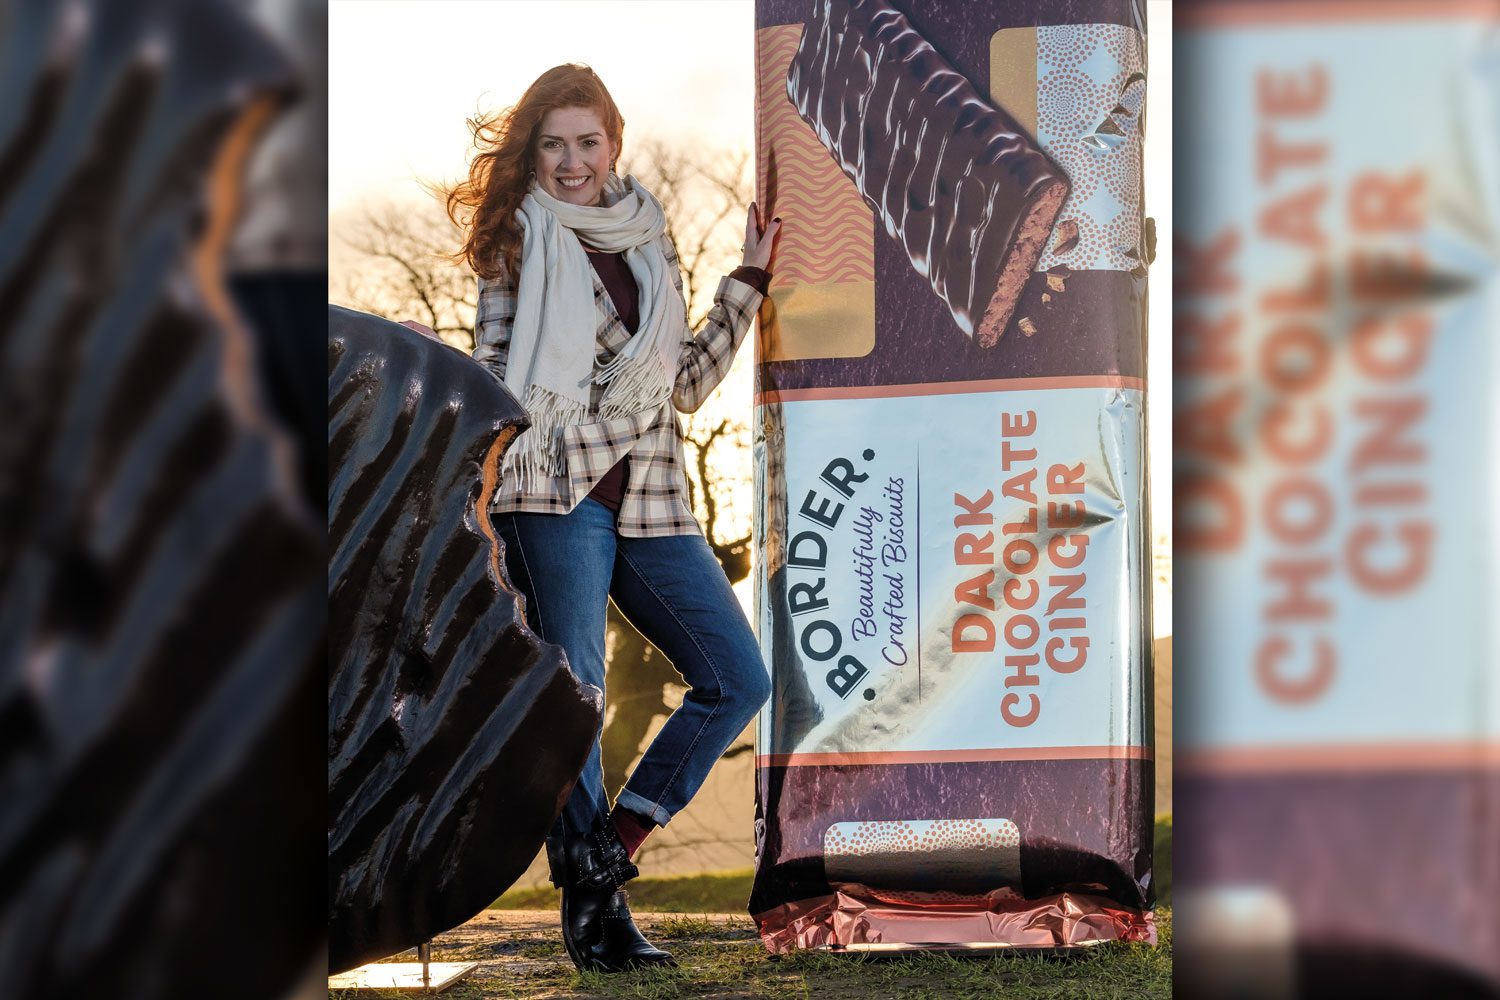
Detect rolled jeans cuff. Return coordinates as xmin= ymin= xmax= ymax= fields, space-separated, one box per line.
xmin=614 ymin=788 xmax=672 ymax=828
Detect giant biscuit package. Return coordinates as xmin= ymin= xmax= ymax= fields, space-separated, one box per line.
xmin=750 ymin=0 xmax=1156 ymax=951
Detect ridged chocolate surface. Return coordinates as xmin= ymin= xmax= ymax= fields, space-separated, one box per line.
xmin=327 ymin=309 xmax=602 ymax=972
xmin=0 ymin=3 xmax=322 ymax=998
xmin=787 ymin=0 xmax=1069 ymax=341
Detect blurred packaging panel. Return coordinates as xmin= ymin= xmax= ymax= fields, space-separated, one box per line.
xmin=1175 ymin=0 xmax=1500 ymax=996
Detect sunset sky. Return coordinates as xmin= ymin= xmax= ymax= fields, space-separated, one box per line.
xmin=329 ymin=2 xmax=758 ymax=214
xmin=329 ymin=0 xmax=1173 ymax=636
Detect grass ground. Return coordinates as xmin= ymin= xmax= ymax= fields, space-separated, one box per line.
xmin=331 ymin=818 xmax=1173 ymax=999
xmin=494 ymin=868 xmax=758 ymax=914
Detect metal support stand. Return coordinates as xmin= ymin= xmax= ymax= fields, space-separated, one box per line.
xmin=327 ymin=939 xmax=476 ymax=994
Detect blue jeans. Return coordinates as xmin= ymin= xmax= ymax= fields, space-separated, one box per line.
xmin=493 ymin=499 xmax=770 ymax=835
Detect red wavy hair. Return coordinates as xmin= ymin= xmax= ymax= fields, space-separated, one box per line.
xmin=448 ymin=64 xmax=625 ymax=281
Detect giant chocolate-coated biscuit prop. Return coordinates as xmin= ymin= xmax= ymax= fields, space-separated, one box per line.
xmin=327 ymin=310 xmax=603 ymax=972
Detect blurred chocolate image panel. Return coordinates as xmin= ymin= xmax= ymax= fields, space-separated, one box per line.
xmin=751 ymin=0 xmax=1154 ymax=953
xmin=1174 ymin=0 xmax=1500 ymax=996
xmin=0 ymin=0 xmax=328 ymax=997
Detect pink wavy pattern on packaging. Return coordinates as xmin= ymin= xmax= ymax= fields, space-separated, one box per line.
xmin=757 ymin=24 xmax=874 ymax=288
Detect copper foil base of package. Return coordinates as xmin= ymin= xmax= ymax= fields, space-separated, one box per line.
xmin=756 ymin=758 xmax=1152 ymax=941
xmin=756 ymin=889 xmax=1155 ymax=954
xmin=750 ymin=757 xmax=1154 ymax=950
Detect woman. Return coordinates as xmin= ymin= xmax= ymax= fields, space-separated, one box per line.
xmin=447 ymin=64 xmax=779 ymax=973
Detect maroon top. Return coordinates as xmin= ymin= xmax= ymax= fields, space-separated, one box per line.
xmin=584 ymin=250 xmax=770 ymax=515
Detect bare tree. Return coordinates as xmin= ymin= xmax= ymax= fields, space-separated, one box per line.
xmin=620 ymin=138 xmax=752 ymax=329
xmin=621 ymin=136 xmax=756 ymax=565
xmin=333 ymin=136 xmax=752 ymax=350
xmin=333 ymin=204 xmax=475 ymax=349
xmin=332 ymin=138 xmax=759 ymax=827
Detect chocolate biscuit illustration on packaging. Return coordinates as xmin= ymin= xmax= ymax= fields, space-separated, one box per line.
xmin=787 ymin=0 xmax=1070 ymax=346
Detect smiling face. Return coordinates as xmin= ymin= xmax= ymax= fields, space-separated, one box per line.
xmin=533 ymin=106 xmax=617 ymax=207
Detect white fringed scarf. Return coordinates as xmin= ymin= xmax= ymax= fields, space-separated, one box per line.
xmin=502 ymin=174 xmax=685 ymax=492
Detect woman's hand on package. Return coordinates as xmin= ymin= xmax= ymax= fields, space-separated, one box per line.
xmin=740 ymin=202 xmax=782 ymax=271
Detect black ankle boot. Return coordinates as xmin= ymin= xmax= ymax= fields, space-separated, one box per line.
xmin=545 ymin=818 xmax=676 ymax=973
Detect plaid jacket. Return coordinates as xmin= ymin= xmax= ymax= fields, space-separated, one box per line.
xmin=472 ymin=238 xmax=761 ymax=537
